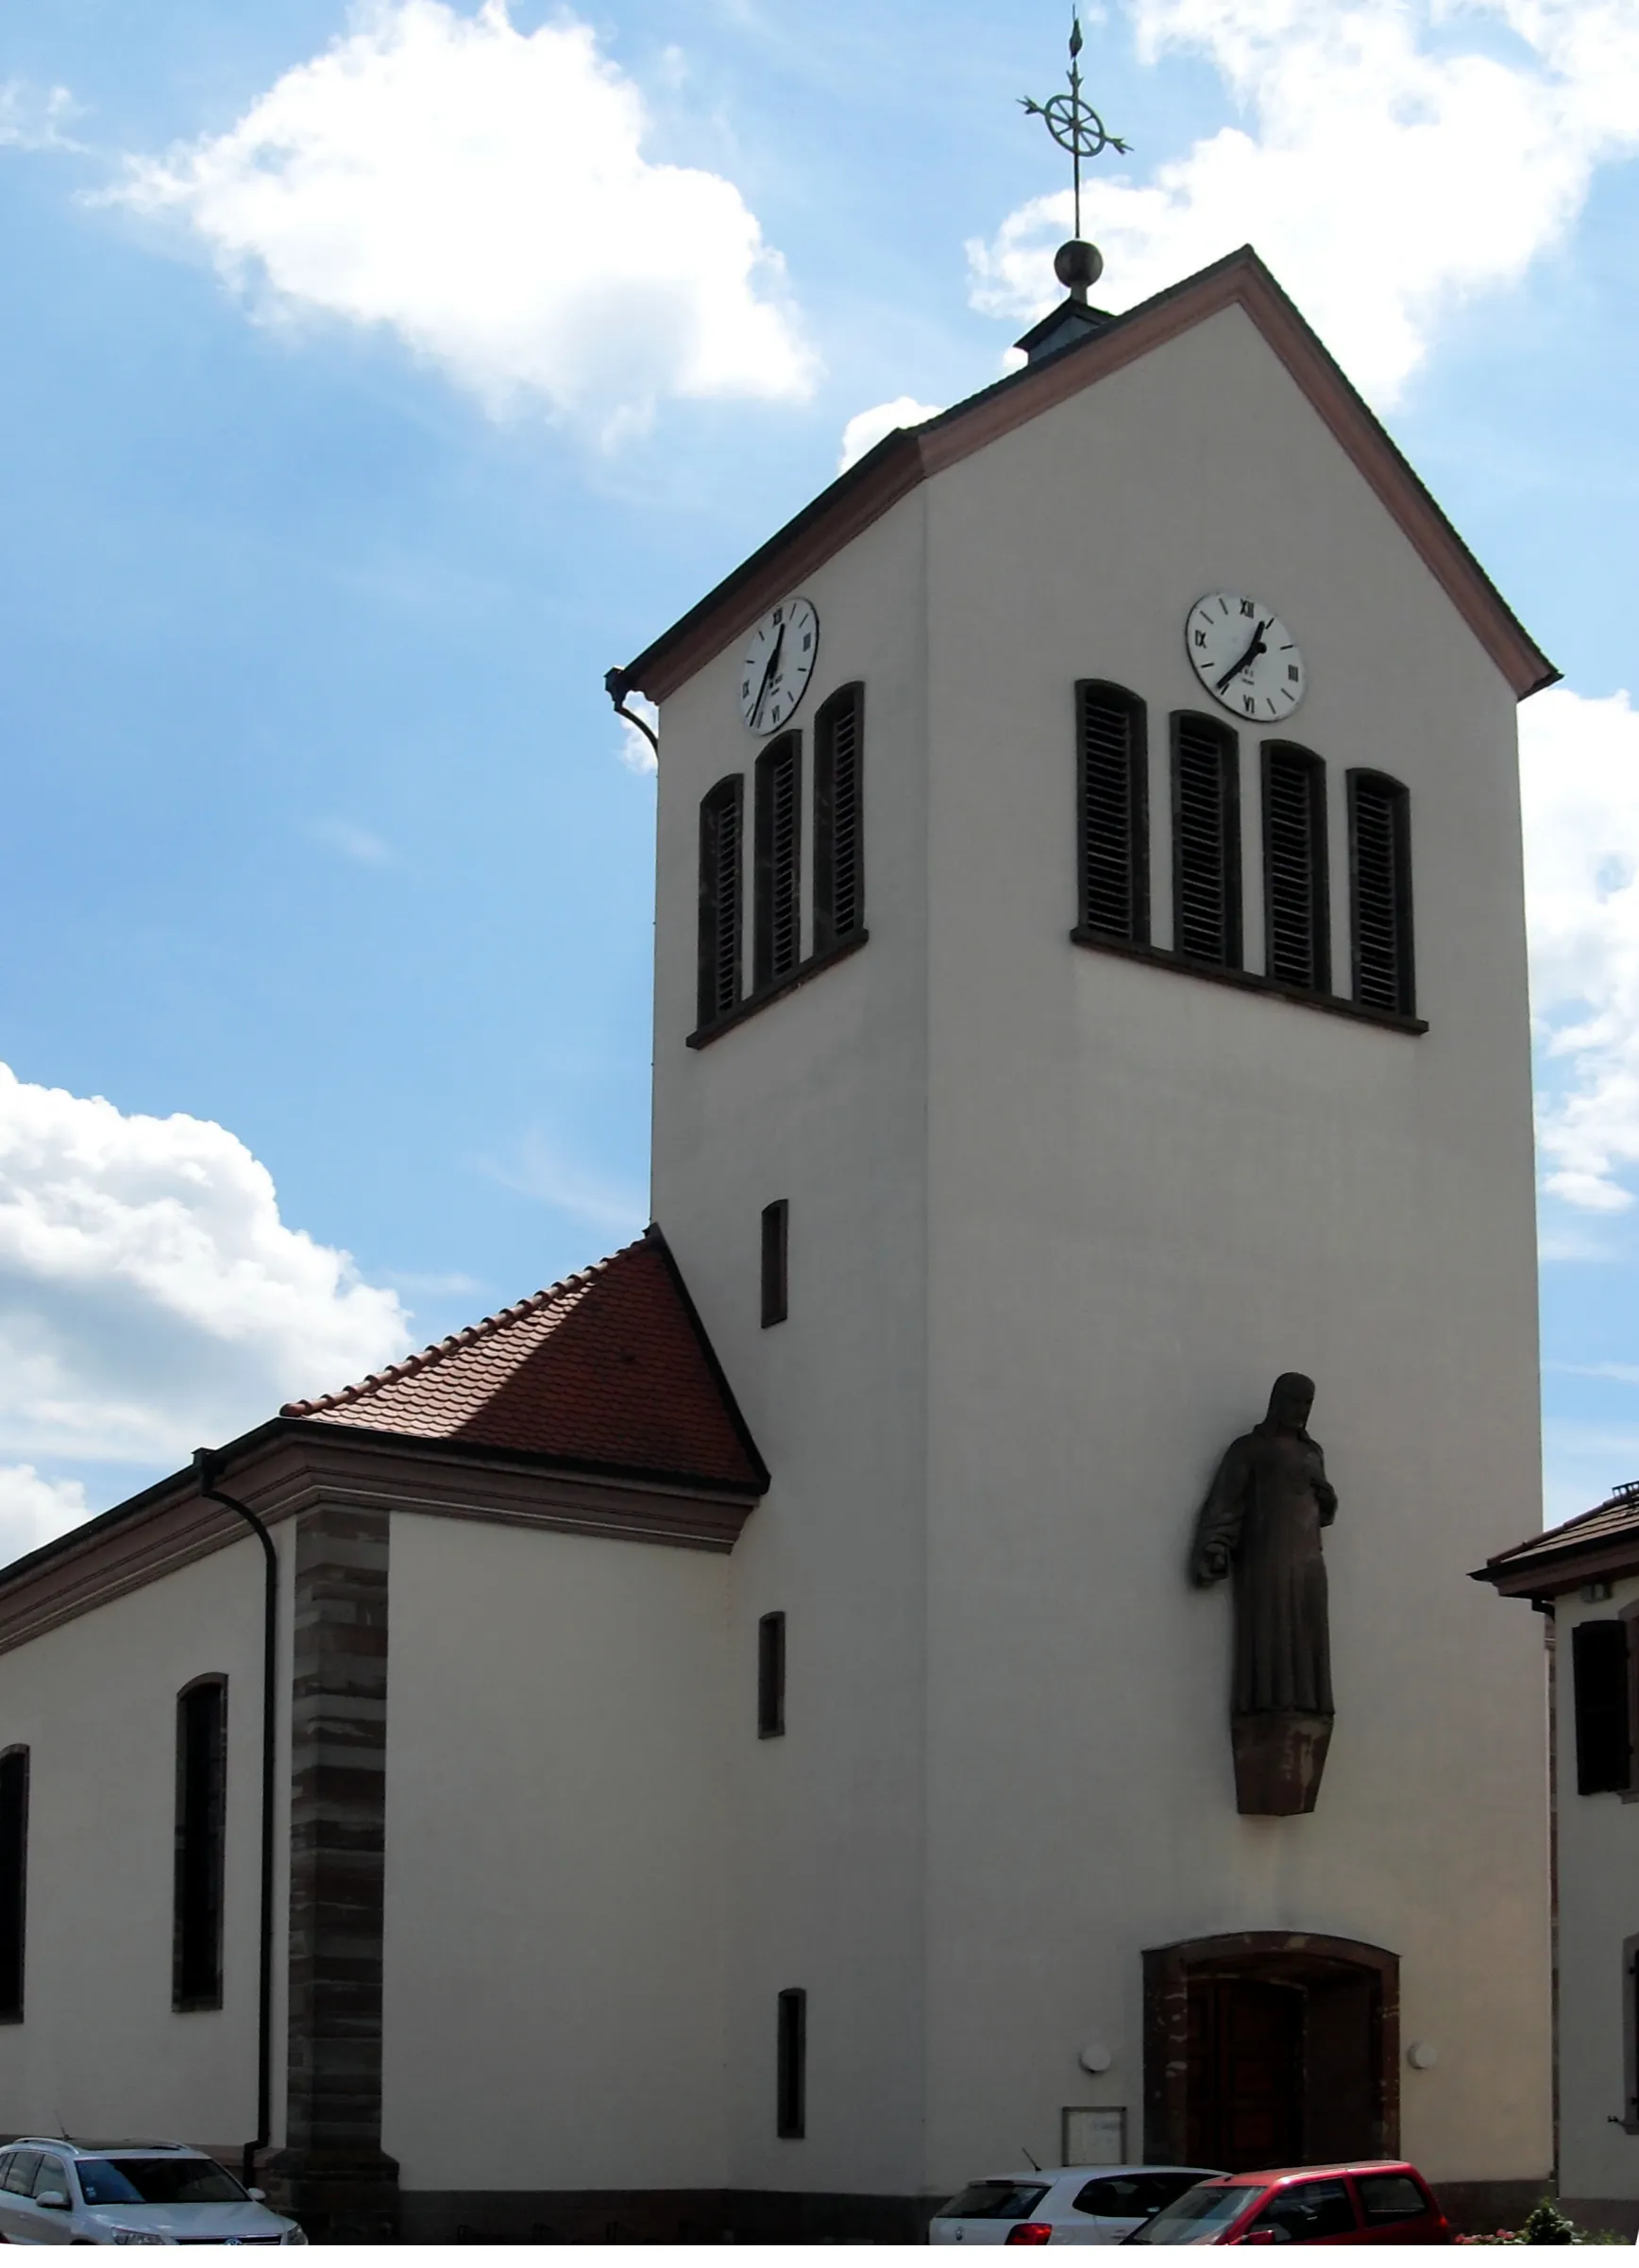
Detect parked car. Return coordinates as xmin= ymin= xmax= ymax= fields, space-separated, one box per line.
xmin=931 ymin=2165 xmax=1226 ymax=2244
xmin=1123 ymin=2161 xmax=1450 ymax=2245
xmin=0 ymin=2140 xmax=306 ymax=2244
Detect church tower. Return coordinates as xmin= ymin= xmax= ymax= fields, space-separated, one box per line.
xmin=616 ymin=193 xmax=1555 ymax=2223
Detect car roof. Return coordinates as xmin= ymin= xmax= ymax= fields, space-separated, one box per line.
xmin=971 ymin=2165 xmax=1222 ymax=2184
xmin=1213 ymin=2160 xmax=1420 ymax=2185
xmin=8 ymin=2141 xmax=203 ymax=2158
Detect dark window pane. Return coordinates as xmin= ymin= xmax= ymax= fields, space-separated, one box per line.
xmin=1262 ymin=744 xmax=1329 ymax=990
xmin=760 ymin=1200 xmax=788 ymax=1329
xmin=32 ymin=2157 xmax=67 ymax=2200
xmin=815 ymin=685 xmax=864 ymax=952
xmin=1356 ymin=2174 xmax=1430 ymax=2225
xmin=1573 ymin=1620 xmax=1632 ymax=1795
xmin=757 ymin=1612 xmax=786 ymax=1739
xmin=940 ymin=2184 xmax=1050 ymax=2221
xmin=1073 ymin=2174 xmax=1193 ymax=2218
xmin=1078 ymin=682 xmax=1149 ymax=945
xmin=776 ymin=1987 xmax=806 ymax=2138
xmin=1248 ymin=2179 xmax=1358 ymax=2242
xmin=1349 ymin=771 xmax=1414 ymax=1015
xmin=0 ymin=1748 xmax=28 ymax=2020
xmin=76 ymin=2158 xmax=245 ymax=2207
xmin=697 ymin=777 xmax=744 ymax=1027
xmin=4 ymin=2151 xmax=41 ymax=2194
xmin=754 ymin=736 xmax=802 ymax=989
xmin=1127 ymin=2185 xmax=1252 ymax=2243
xmin=1173 ymin=715 xmax=1242 ymax=968
xmin=174 ymin=1679 xmax=228 ymax=2009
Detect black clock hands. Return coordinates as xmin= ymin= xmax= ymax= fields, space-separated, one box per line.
xmin=752 ymin=622 xmax=787 ymax=727
xmin=1215 ymin=618 xmax=1268 ymax=693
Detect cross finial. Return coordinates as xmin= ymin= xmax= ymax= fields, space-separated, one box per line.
xmin=1020 ymin=14 xmax=1129 ymax=256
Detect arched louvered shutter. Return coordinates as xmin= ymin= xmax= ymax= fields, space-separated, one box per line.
xmin=1172 ymin=714 xmax=1242 ymax=968
xmin=754 ymin=735 xmax=803 ymax=990
xmin=1262 ymin=743 xmax=1330 ymax=991
xmin=1348 ymin=770 xmax=1413 ymax=1015
xmin=815 ymin=685 xmax=864 ymax=954
xmin=1076 ymin=682 xmax=1149 ymax=944
xmin=698 ymin=775 xmax=744 ymax=1028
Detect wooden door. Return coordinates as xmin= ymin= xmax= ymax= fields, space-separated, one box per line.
xmin=1186 ymin=1976 xmax=1304 ymax=2171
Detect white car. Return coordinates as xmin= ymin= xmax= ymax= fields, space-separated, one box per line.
xmin=0 ymin=2140 xmax=306 ymax=2244
xmin=930 ymin=2164 xmax=1225 ymax=2245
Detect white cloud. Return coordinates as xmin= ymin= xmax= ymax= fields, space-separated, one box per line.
xmin=0 ymin=83 xmax=84 ymax=155
xmin=837 ymin=396 xmax=943 ymax=474
xmin=1522 ymin=686 xmax=1639 ymax=1212
xmin=0 ymin=1465 xmax=91 ymax=1566
xmin=105 ymin=0 xmax=815 ymax=442
xmin=0 ymin=1062 xmax=412 ymax=1469
xmin=616 ymin=691 xmax=660 ymax=778
xmin=313 ymin=816 xmax=397 ymax=865
xmin=968 ymin=0 xmax=1639 ymax=406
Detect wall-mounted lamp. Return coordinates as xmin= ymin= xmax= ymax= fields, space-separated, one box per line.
xmin=1079 ymin=2043 xmax=1113 ymax=2073
xmin=1407 ymin=2040 xmax=1438 ymax=2072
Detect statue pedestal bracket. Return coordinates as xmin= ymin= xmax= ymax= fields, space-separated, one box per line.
xmin=1233 ymin=1711 xmax=1333 ymax=1816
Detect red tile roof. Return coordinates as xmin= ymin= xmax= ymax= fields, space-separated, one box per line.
xmin=1475 ymin=1482 xmax=1639 ymax=1595
xmin=282 ymin=1225 xmax=766 ymax=1494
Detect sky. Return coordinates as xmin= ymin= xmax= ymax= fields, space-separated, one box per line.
xmin=0 ymin=0 xmax=1636 ymax=1560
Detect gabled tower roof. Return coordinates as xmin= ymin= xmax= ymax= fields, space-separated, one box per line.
xmin=616 ymin=245 xmax=1556 ymax=708
xmin=283 ymin=1223 xmax=768 ymax=1494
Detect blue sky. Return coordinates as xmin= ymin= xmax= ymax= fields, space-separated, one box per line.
xmin=0 ymin=0 xmax=1636 ymax=1551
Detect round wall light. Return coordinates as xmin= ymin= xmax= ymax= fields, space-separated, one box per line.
xmin=1079 ymin=2043 xmax=1113 ymax=2073
xmin=1407 ymin=2040 xmax=1438 ymax=2072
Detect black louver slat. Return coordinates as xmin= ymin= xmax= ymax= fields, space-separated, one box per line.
xmin=1174 ymin=718 xmax=1236 ymax=964
xmin=1265 ymin=749 xmax=1325 ymax=990
xmin=1079 ymin=687 xmax=1146 ymax=942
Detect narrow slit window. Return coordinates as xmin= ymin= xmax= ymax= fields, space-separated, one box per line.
xmin=754 ymin=736 xmax=803 ymax=990
xmin=814 ymin=685 xmax=864 ymax=954
xmin=1572 ymin=1620 xmax=1631 ymax=1796
xmin=1076 ymin=682 xmax=1149 ymax=944
xmin=174 ymin=1677 xmax=228 ymax=2010
xmin=1171 ymin=715 xmax=1242 ymax=968
xmin=698 ymin=776 xmax=745 ymax=1029
xmin=776 ymin=1987 xmax=806 ymax=2138
xmin=758 ymin=1611 xmax=786 ymax=1738
xmin=1262 ymin=743 xmax=1329 ymax=991
xmin=761 ymin=1199 xmax=788 ymax=1329
xmin=0 ymin=1749 xmax=28 ymax=2023
xmin=1348 ymin=770 xmax=1414 ymax=1016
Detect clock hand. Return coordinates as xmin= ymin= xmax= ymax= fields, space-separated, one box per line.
xmin=752 ymin=623 xmax=787 ymax=726
xmin=1215 ymin=620 xmax=1269 ymax=693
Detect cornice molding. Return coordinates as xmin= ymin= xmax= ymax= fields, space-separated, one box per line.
xmin=620 ymin=248 xmax=1556 ymax=710
xmin=0 ymin=1427 xmax=758 ymax=1659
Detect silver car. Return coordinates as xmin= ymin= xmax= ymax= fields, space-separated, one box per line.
xmin=0 ymin=2141 xmax=305 ymax=2244
xmin=930 ymin=2164 xmax=1225 ymax=2245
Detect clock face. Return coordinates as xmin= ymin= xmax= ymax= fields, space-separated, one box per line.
xmin=1186 ymin=591 xmax=1306 ymax=723
xmin=738 ymin=596 xmax=820 ymax=736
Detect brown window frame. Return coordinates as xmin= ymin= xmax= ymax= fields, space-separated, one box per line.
xmin=1261 ymin=742 xmax=1330 ymax=992
xmin=760 ymin=1199 xmax=788 ymax=1329
xmin=1076 ymin=681 xmax=1150 ymax=946
xmin=758 ymin=1611 xmax=786 ymax=1739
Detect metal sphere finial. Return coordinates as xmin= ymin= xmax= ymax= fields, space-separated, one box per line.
xmin=1020 ymin=14 xmax=1129 ymax=252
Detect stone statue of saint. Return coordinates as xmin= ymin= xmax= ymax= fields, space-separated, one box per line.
xmin=1191 ymin=1373 xmax=1337 ymax=1815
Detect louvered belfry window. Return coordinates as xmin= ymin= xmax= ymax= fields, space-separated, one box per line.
xmin=754 ymin=735 xmax=803 ymax=990
xmin=814 ymin=684 xmax=864 ymax=953
xmin=1076 ymin=681 xmax=1149 ymax=944
xmin=1262 ymin=743 xmax=1329 ymax=991
xmin=1348 ymin=770 xmax=1414 ymax=1015
xmin=1171 ymin=714 xmax=1242 ymax=968
xmin=698 ymin=775 xmax=745 ymax=1028
xmin=0 ymin=1748 xmax=26 ymax=2023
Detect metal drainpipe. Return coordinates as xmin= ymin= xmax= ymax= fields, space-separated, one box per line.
xmin=192 ymin=1448 xmax=278 ymax=2195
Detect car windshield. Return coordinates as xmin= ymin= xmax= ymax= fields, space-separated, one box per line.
xmin=75 ymin=2158 xmax=247 ymax=2208
xmin=938 ymin=2182 xmax=1050 ymax=2221
xmin=1125 ymin=2182 xmax=1253 ymax=2243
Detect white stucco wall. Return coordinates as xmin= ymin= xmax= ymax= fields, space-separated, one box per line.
xmin=0 ymin=1528 xmax=291 ymax=2155
xmin=651 ymin=491 xmax=934 ymax=2199
xmin=1557 ymin=1582 xmax=1639 ymax=2212
xmin=380 ymin=1511 xmax=732 ymax=2195
xmin=648 ymin=297 xmax=1549 ymax=2201
xmin=917 ymin=301 xmax=1551 ymax=2192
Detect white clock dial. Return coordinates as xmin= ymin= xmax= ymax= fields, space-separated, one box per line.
xmin=737 ymin=596 xmax=820 ymax=736
xmin=1186 ymin=591 xmax=1306 ymax=723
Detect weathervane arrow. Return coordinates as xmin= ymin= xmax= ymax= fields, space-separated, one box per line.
xmin=1021 ymin=13 xmax=1130 ymax=244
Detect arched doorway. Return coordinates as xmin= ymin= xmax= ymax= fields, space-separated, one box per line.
xmin=1143 ymin=1934 xmax=1398 ymax=2171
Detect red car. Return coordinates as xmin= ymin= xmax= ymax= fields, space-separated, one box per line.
xmin=1124 ymin=2161 xmax=1450 ymax=2245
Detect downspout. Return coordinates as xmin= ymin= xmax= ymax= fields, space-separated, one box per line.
xmin=193 ymin=1448 xmax=278 ymax=2194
